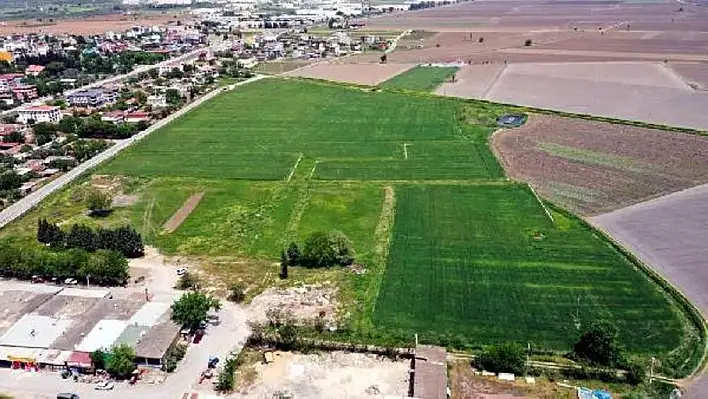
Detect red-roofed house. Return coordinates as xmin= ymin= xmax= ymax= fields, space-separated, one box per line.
xmin=12 ymin=85 xmax=38 ymax=101
xmin=25 ymin=65 xmax=45 ymax=76
xmin=125 ymin=112 xmax=151 ymax=123
xmin=0 ymin=73 xmax=24 ymax=93
xmin=101 ymin=110 xmax=126 ymax=123
xmin=0 ymin=124 xmax=21 ymax=138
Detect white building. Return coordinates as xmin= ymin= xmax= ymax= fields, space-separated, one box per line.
xmin=17 ymin=105 xmax=62 ymax=124
xmin=147 ymin=94 xmax=167 ymax=108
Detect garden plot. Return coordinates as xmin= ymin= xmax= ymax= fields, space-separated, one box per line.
xmin=283 ymin=63 xmax=415 ymax=86
xmin=373 ymin=184 xmax=685 ymax=354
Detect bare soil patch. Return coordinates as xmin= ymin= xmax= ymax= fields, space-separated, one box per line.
xmin=248 ymin=283 xmax=337 ymax=328
xmin=162 ymin=192 xmax=204 ymax=233
xmin=670 ymin=62 xmax=708 ymax=90
xmin=436 ymin=64 xmax=506 ymax=98
xmin=239 ymin=350 xmax=409 ymax=398
xmin=0 ymin=13 xmax=188 ymax=35
xmin=284 ymin=62 xmax=415 ymax=85
xmin=492 ymin=114 xmax=708 ymax=215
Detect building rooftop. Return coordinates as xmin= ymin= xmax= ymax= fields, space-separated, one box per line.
xmin=0 ymin=314 xmax=73 ymax=349
xmin=134 ymin=321 xmax=181 ymax=359
xmin=128 ymin=302 xmax=170 ymax=327
xmin=76 ymin=319 xmax=128 ymax=352
xmin=19 ymin=105 xmax=59 ymax=112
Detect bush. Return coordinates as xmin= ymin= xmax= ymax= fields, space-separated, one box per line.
xmin=162 ymin=343 xmax=188 ymax=372
xmin=625 ymin=361 xmax=646 ymax=385
xmin=573 ymin=320 xmax=624 ymax=367
xmin=524 ymin=39 xmax=533 ymax=46
xmin=228 ymin=283 xmax=246 ymax=303
xmin=176 ymin=272 xmax=200 ymax=290
xmin=476 ymin=342 xmax=526 ymax=375
xmin=85 ymin=189 xmax=112 ymax=214
xmin=215 ymin=355 xmax=238 ymax=392
xmin=302 ymin=230 xmax=355 ymax=267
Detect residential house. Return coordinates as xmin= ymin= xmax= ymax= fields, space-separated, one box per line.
xmin=125 ymin=112 xmax=151 ymax=123
xmin=146 ymin=94 xmax=167 ymax=108
xmin=25 ymin=65 xmax=45 ymax=76
xmin=237 ymin=57 xmax=258 ymax=69
xmin=0 ymin=73 xmax=24 ymax=93
xmin=0 ymin=124 xmax=21 ymax=142
xmin=12 ymin=85 xmax=38 ymax=101
xmin=66 ymin=89 xmax=118 ymax=108
xmin=17 ymin=105 xmax=62 ymax=124
xmin=101 ymin=110 xmax=126 ymax=123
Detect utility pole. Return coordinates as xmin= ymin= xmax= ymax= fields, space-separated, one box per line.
xmin=650 ymin=356 xmax=655 ymax=383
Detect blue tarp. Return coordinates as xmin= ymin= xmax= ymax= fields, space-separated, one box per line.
xmin=577 ymin=387 xmax=612 ymax=399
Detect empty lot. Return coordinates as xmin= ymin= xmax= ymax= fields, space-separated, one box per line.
xmin=440 ymin=61 xmax=708 ymax=130
xmin=283 ymin=63 xmax=415 ymax=86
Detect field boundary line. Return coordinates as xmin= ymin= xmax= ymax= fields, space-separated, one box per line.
xmin=286 ymin=154 xmax=304 ymax=183
xmin=284 ymin=184 xmax=311 ymax=243
xmin=481 ymin=64 xmax=507 ymax=98
xmin=308 ymin=160 xmax=319 ymax=180
xmin=528 ymin=183 xmax=554 ymax=223
xmin=367 ymin=186 xmax=397 ymax=322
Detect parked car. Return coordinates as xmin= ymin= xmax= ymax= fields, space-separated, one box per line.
xmin=64 ymin=278 xmax=78 ymax=285
xmin=175 ymin=268 xmax=188 ymax=276
xmin=57 ymin=393 xmax=80 ymax=399
xmin=94 ymin=381 xmax=114 ymax=391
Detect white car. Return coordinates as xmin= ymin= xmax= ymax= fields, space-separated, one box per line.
xmin=94 ymin=381 xmax=115 ymax=391
xmin=175 ymin=268 xmax=188 ymax=276
xmin=64 ymin=278 xmax=78 ymax=285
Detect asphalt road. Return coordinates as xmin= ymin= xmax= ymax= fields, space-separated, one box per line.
xmin=0 ymin=74 xmax=268 ymax=230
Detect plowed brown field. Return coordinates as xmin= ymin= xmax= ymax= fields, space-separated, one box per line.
xmin=0 ymin=13 xmax=188 ymax=35
xmin=492 ymin=114 xmax=708 ymax=215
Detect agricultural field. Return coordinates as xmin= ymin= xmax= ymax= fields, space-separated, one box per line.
xmin=104 ymin=78 xmax=505 ymax=182
xmin=2 ymin=77 xmax=702 ymax=376
xmin=493 ymin=114 xmax=708 ymax=215
xmin=380 ymin=66 xmax=459 ymax=92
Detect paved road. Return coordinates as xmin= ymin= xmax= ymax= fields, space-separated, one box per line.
xmin=0 ymin=74 xmax=268 ymax=229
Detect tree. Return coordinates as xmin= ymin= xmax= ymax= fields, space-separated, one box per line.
xmin=476 ymin=342 xmax=526 ymax=375
xmin=65 ymin=224 xmax=97 ymax=252
xmin=106 ymin=344 xmax=136 ymax=379
xmin=573 ymin=320 xmax=623 ymax=367
xmin=78 ymin=250 xmax=129 ymax=286
xmin=303 ymin=231 xmax=355 ymax=267
xmin=85 ymin=189 xmax=111 ymax=214
xmin=478 ymin=37 xmax=484 ymax=43
xmin=625 ymin=361 xmax=646 ymax=385
xmin=112 ymin=226 xmax=144 ymax=258
xmin=90 ymin=349 xmax=107 ymax=371
xmin=165 ymin=88 xmax=182 ymax=106
xmin=286 ymin=242 xmax=301 ymax=265
xmin=279 ymin=252 xmax=288 ymax=279
xmin=524 ymin=39 xmax=533 ymax=46
xmin=57 ymin=115 xmax=83 ymax=134
xmin=171 ymin=292 xmax=221 ymax=331
xmin=6 ymin=130 xmax=24 ymax=144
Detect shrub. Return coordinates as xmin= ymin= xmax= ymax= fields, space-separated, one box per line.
xmin=524 ymin=39 xmax=533 ymax=46
xmin=85 ymin=189 xmax=112 ymax=214
xmin=625 ymin=361 xmax=646 ymax=385
xmin=106 ymin=344 xmax=136 ymax=379
xmin=476 ymin=342 xmax=526 ymax=375
xmin=176 ymin=272 xmax=200 ymax=290
xmin=229 ymin=283 xmax=246 ymax=303
xmin=573 ymin=320 xmax=624 ymax=367
xmin=303 ymin=230 xmax=355 ymax=267
xmin=162 ymin=343 xmax=188 ymax=372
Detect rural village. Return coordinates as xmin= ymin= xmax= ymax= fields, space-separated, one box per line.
xmin=0 ymin=0 xmax=707 ymax=398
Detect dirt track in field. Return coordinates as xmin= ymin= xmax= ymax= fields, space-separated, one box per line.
xmin=492 ymin=114 xmax=708 ymax=216
xmin=163 ymin=192 xmax=204 ymax=233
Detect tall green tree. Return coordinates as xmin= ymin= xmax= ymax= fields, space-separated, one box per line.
xmin=573 ymin=320 xmax=624 ymax=367
xmin=171 ymin=292 xmax=221 ymax=331
xmin=106 ymin=344 xmax=136 ymax=379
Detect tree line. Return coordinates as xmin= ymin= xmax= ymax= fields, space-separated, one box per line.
xmin=279 ymin=230 xmax=355 ymax=278
xmin=37 ymin=219 xmax=144 ymax=258
xmin=0 ymin=238 xmax=129 ymax=286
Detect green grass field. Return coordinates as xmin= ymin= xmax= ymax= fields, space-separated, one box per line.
xmin=380 ymin=66 xmax=459 ymax=92
xmin=104 ymin=78 xmax=503 ymax=181
xmin=373 ymin=184 xmax=685 ymax=354
xmin=3 ymin=78 xmax=700 ymax=371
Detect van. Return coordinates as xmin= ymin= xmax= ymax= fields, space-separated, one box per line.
xmin=57 ymin=393 xmax=79 ymax=399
